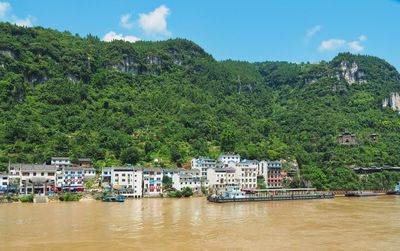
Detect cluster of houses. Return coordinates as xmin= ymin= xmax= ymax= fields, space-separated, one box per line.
xmin=0 ymin=157 xmax=96 ymax=195
xmin=0 ymin=154 xmax=286 ymax=198
xmin=100 ymin=154 xmax=285 ymax=197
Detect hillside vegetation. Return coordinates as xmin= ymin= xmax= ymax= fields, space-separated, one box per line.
xmin=1 ymin=23 xmax=400 ymax=189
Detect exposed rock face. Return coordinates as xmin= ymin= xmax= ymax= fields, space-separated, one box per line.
xmin=0 ymin=50 xmax=15 ymax=59
xmin=147 ymin=55 xmax=161 ymax=65
xmin=67 ymin=74 xmax=78 ymax=83
xmin=24 ymin=74 xmax=49 ymax=85
xmin=111 ymin=58 xmax=138 ymax=74
xmin=336 ymin=61 xmax=367 ymax=85
xmin=382 ymin=92 xmax=400 ymax=111
xmin=173 ymin=58 xmax=182 ymax=65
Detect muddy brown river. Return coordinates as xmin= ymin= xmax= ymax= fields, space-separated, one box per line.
xmin=0 ymin=196 xmax=399 ymax=250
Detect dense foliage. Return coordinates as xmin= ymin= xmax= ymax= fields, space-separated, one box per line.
xmin=1 ymin=23 xmax=400 ymax=189
xmin=19 ymin=194 xmax=34 ymax=203
xmin=168 ymin=187 xmax=193 ymax=198
xmin=58 ymin=192 xmax=82 ymax=201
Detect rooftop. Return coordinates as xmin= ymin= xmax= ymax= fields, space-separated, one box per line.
xmin=213 ymin=168 xmax=236 ymax=173
xmin=10 ymin=163 xmax=58 ymax=172
xmin=143 ymin=167 xmax=163 ymax=172
xmin=51 ymin=157 xmax=70 ymax=160
xmin=77 ymin=158 xmax=91 ymax=162
xmin=107 ymin=166 xmax=143 ymax=172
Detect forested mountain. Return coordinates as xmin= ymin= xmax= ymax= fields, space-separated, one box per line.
xmin=1 ymin=23 xmax=400 ymax=189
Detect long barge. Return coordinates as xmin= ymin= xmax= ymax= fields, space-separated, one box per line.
xmin=207 ymin=187 xmax=335 ymax=203
xmin=208 ymin=193 xmax=334 ymax=203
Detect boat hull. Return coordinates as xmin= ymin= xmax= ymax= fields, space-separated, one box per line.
xmin=102 ymin=197 xmax=125 ymax=202
xmin=345 ymin=192 xmax=377 ymax=197
xmin=207 ymin=194 xmax=334 ymax=203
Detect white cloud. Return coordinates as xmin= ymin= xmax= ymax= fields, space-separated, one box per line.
xmin=306 ymin=25 xmax=322 ymax=38
xmin=347 ymin=40 xmax=364 ymax=52
xmin=120 ymin=13 xmax=134 ymax=29
xmin=0 ymin=1 xmax=11 ymax=19
xmin=103 ymin=31 xmax=140 ymax=43
xmin=318 ymin=39 xmax=346 ymax=52
xmin=0 ymin=2 xmax=36 ymax=27
xmin=318 ymin=35 xmax=367 ymax=53
xmin=138 ymin=5 xmax=171 ymax=36
xmin=358 ymin=35 xmax=367 ymax=41
xmin=13 ymin=15 xmax=35 ymax=27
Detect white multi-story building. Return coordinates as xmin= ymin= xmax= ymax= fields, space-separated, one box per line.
xmin=217 ymin=154 xmax=241 ymax=166
xmin=8 ymin=163 xmax=58 ymax=195
xmin=51 ymin=157 xmax=71 ymax=168
xmin=163 ymin=168 xmax=182 ymax=178
xmin=235 ymin=160 xmax=258 ymax=190
xmin=101 ymin=167 xmax=113 ymax=184
xmin=61 ymin=166 xmax=85 ymax=192
xmin=83 ymin=168 xmax=96 ymax=180
xmin=172 ymin=170 xmax=202 ymax=193
xmin=143 ymin=167 xmax=163 ymax=197
xmin=191 ymin=157 xmax=216 ymax=178
xmin=0 ymin=172 xmax=9 ymax=193
xmin=207 ymin=167 xmax=237 ymax=194
xmin=101 ymin=167 xmax=143 ymax=198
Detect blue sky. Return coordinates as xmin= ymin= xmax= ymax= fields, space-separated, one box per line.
xmin=1 ymin=0 xmax=400 ymax=69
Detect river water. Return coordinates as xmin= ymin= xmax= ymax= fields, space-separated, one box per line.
xmin=0 ymin=196 xmax=399 ymax=251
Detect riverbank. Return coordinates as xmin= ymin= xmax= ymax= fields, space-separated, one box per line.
xmin=0 ymin=196 xmax=399 ymax=251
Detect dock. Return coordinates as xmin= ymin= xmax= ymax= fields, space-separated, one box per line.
xmin=207 ymin=188 xmax=335 ymax=203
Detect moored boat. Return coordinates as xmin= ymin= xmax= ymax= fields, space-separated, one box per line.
xmin=208 ymin=188 xmax=334 ymax=203
xmin=102 ymin=195 xmax=125 ymax=202
xmin=345 ymin=191 xmax=377 ymax=197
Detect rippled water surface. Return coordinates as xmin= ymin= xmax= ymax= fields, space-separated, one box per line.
xmin=0 ymin=196 xmax=399 ymax=250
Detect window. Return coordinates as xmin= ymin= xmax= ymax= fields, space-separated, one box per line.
xmin=41 ymin=172 xmax=44 ymax=176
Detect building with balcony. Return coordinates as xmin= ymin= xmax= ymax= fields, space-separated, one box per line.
xmin=191 ymin=157 xmax=217 ymax=178
xmin=235 ymin=160 xmax=258 ymax=190
xmin=51 ymin=157 xmax=72 ymax=168
xmin=207 ymin=167 xmax=237 ymax=194
xmin=61 ymin=166 xmax=85 ymax=192
xmin=267 ymin=161 xmax=283 ymax=188
xmin=8 ymin=163 xmax=58 ymax=195
xmin=172 ymin=170 xmax=202 ymax=193
xmin=0 ymin=172 xmax=9 ymax=194
xmin=217 ymin=154 xmax=241 ymax=166
xmin=143 ymin=167 xmax=163 ymax=197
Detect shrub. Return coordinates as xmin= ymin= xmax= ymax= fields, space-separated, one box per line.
xmin=167 ymin=190 xmax=183 ymax=198
xmin=182 ymin=187 xmax=193 ymax=197
xmin=59 ymin=192 xmax=82 ymax=201
xmin=201 ymin=187 xmax=208 ymax=196
xmin=19 ymin=194 xmax=34 ymax=203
